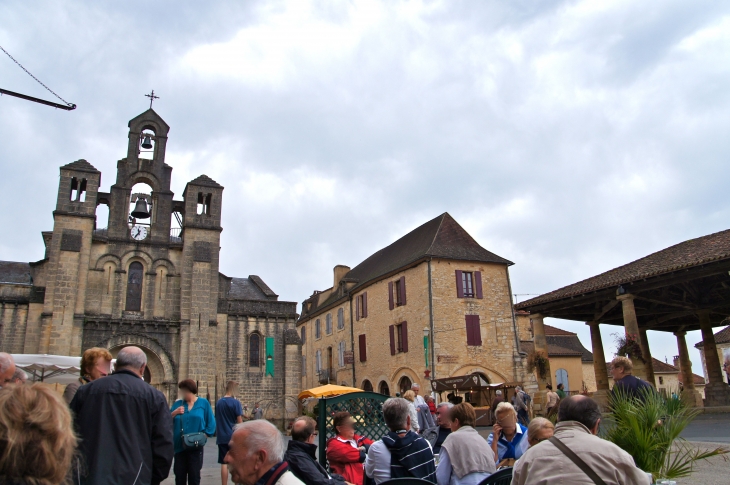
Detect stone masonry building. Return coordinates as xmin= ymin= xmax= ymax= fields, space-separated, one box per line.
xmin=298 ymin=213 xmax=528 ymax=405
xmin=0 ymin=110 xmax=300 ymax=426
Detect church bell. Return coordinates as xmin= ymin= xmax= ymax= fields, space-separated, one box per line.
xmin=131 ymin=199 xmax=151 ymax=219
xmin=141 ymin=135 xmax=153 ymax=150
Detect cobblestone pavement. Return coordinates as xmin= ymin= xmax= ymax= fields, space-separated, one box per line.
xmin=163 ymin=416 xmax=730 ymax=485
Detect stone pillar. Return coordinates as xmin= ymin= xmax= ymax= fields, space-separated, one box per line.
xmin=587 ymin=321 xmax=610 ymax=408
xmin=529 ymin=313 xmax=551 ymax=416
xmin=617 ymin=294 xmax=649 ymax=380
xmin=638 ymin=329 xmax=656 ymax=387
xmin=698 ymin=310 xmax=730 ymax=406
xmin=675 ymin=330 xmax=703 ymax=407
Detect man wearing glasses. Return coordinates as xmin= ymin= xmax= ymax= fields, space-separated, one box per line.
xmin=422 ymin=402 xmax=453 ymax=454
xmin=285 ymin=416 xmax=353 ymax=485
xmin=0 ymin=353 xmax=15 ymax=388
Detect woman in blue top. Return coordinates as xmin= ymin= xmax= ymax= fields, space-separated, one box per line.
xmin=171 ymin=379 xmax=216 ymax=485
xmin=486 ymin=402 xmax=529 ymax=465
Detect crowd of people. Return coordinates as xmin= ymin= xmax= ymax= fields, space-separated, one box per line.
xmin=0 ymin=348 xmax=656 ymax=485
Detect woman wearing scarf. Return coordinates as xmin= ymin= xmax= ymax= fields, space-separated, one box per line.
xmin=436 ymin=403 xmax=496 ymax=485
xmin=326 ymin=411 xmax=373 ymax=485
xmin=486 ymin=402 xmax=529 ymax=466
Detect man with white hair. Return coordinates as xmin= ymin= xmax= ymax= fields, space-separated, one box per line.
xmin=225 ymin=420 xmax=304 ymax=485
xmin=0 ymin=352 xmax=15 ymax=387
xmin=422 ymin=402 xmax=453 ymax=454
xmin=411 ymin=383 xmax=426 ymax=407
xmin=11 ymin=367 xmax=27 ymax=384
xmin=70 ymin=346 xmax=174 ymax=485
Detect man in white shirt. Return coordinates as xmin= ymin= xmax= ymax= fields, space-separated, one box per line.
xmin=412 ymin=383 xmax=427 ymax=407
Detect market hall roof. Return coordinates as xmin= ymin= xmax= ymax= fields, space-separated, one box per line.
xmin=515 ymin=229 xmax=730 ymax=333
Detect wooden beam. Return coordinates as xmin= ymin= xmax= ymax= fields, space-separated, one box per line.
xmin=633 ymin=295 xmax=698 ymax=311
xmin=594 ymin=300 xmax=619 ymax=321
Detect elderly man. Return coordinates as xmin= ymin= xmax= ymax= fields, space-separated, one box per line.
xmin=0 ymin=352 xmax=15 ymax=388
xmin=610 ymin=356 xmax=652 ymax=400
xmin=513 ymin=386 xmax=529 ymax=425
xmin=422 ymin=402 xmax=453 ymax=454
xmin=225 ymin=420 xmax=304 ymax=485
xmin=364 ymin=397 xmax=436 ymax=484
xmin=11 ymin=367 xmax=27 ymax=384
xmin=411 ymin=383 xmax=427 ymax=407
xmin=70 ymin=346 xmax=174 ymax=485
xmin=512 ymin=395 xmax=651 ymax=485
xmin=284 ymin=416 xmax=350 ymax=485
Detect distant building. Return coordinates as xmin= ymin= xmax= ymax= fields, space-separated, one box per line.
xmin=298 ymin=213 xmax=525 ymax=406
xmin=0 ymin=110 xmax=300 ymax=426
xmin=695 ymin=326 xmax=730 ymax=386
xmin=516 ymin=314 xmax=595 ymax=393
xmin=606 ymin=357 xmax=706 ymax=398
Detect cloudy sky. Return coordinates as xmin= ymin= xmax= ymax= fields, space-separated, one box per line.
xmin=2 ymin=1 xmax=728 ymax=379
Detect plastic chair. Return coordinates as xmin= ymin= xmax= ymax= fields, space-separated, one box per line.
xmin=379 ymin=479 xmax=435 ymax=485
xmin=478 ymin=467 xmax=513 ymax=485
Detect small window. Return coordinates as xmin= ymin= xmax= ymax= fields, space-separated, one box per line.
xmin=249 ymin=334 xmax=261 ymax=367
xmin=326 ymin=313 xmax=333 ymax=335
xmin=338 ymin=341 xmax=345 ymax=367
xmin=316 ymin=350 xmax=322 ymax=372
xmin=125 ymin=262 xmax=144 ymax=311
xmin=337 ymin=308 xmax=345 ymax=330
xmin=315 ymin=319 xmax=321 ymax=339
xmin=462 ymin=272 xmax=474 ymax=298
xmin=658 ymin=376 xmax=664 ymax=385
xmin=70 ymin=177 xmax=78 ymax=201
xmin=197 ymin=192 xmax=212 ymax=215
xmin=356 ymin=293 xmax=368 ymax=320
xmin=300 ymin=326 xmax=306 ymax=344
xmin=390 ymin=322 xmax=409 ymax=354
xmin=389 ymin=277 xmax=406 ymax=309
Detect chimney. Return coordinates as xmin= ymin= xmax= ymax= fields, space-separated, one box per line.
xmin=333 ymin=265 xmax=351 ymax=289
xmin=673 ymin=355 xmax=680 ymax=369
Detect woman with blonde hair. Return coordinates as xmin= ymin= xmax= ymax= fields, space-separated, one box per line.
xmin=486 ymin=402 xmax=528 ymax=465
xmin=0 ymin=383 xmax=78 ymax=484
xmin=526 ymin=417 xmax=554 ymax=447
xmin=63 ymin=347 xmax=113 ymax=404
xmin=402 ymin=390 xmax=420 ymax=433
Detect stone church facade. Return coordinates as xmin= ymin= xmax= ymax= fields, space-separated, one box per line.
xmin=0 ymin=109 xmax=301 ymax=426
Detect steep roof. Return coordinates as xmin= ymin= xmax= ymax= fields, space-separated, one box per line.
xmin=188 ymin=174 xmax=222 ymax=188
xmin=544 ymin=324 xmax=577 ymax=336
xmin=61 ymin=159 xmax=99 ymax=173
xmin=516 ymin=228 xmax=730 ymax=309
xmin=0 ymin=261 xmax=32 ymax=285
xmin=694 ymin=326 xmax=730 ymax=348
xmin=226 ymin=276 xmax=277 ymax=301
xmin=346 ymin=212 xmax=512 ymax=292
xmin=520 ymin=340 xmax=585 ymax=358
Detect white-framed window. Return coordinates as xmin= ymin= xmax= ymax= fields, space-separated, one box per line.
xmin=326 ymin=313 xmax=333 ymax=334
xmin=337 ymin=307 xmax=345 ymax=330
xmin=316 ymin=350 xmax=322 ymax=373
xmin=315 ymin=319 xmax=321 ymax=339
xmin=338 ymin=341 xmax=346 ymax=367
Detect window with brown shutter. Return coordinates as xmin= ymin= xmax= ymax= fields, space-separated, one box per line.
xmin=475 ymin=271 xmax=483 ymax=299
xmin=399 ymin=276 xmax=407 ymax=305
xmin=466 ymin=315 xmax=482 ymax=346
xmin=363 ymin=292 xmax=368 ymax=317
xmin=388 ymin=281 xmax=394 ymax=310
xmin=359 ymin=334 xmax=367 ymax=362
xmin=400 ymin=321 xmax=409 ymax=352
xmin=455 ymin=270 xmax=464 ymax=298
xmin=389 ymin=325 xmax=396 ymax=355
xmin=356 ymin=296 xmax=360 ymax=321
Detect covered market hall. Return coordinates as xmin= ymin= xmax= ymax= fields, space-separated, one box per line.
xmin=516 ymin=229 xmax=730 ymax=408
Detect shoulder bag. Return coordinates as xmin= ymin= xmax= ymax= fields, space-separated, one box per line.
xmin=549 ymin=436 xmax=607 ymax=485
xmin=178 ymin=403 xmax=207 ymax=450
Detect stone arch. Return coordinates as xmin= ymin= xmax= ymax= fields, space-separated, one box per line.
xmin=128 ymin=173 xmax=163 ymax=194
xmin=450 ymin=364 xmax=508 ymax=383
xmin=390 ymin=366 xmax=421 ymax=393
xmin=94 ymin=253 xmax=122 ymax=270
xmin=361 ymin=379 xmax=374 ymax=392
xmin=152 ymin=257 xmax=176 ymax=274
xmin=120 ymin=249 xmax=154 ymax=270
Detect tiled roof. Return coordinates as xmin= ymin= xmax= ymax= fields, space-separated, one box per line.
xmin=678 ymin=371 xmax=706 ymax=386
xmin=226 ymin=276 xmax=277 ymax=301
xmin=188 ymin=174 xmax=223 ymax=188
xmin=0 ymin=261 xmax=32 ymax=285
xmin=347 ymin=213 xmax=512 ymax=292
xmin=604 ymin=358 xmax=705 ymax=384
xmin=61 ymin=159 xmax=99 ymax=173
xmin=520 ymin=340 xmax=585 ymax=358
xmin=694 ymin=326 xmax=730 ymax=348
xmin=516 ymin=228 xmax=730 ymax=309
xmin=544 ymin=324 xmax=577 ymax=336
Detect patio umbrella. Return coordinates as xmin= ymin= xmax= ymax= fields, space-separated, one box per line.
xmin=298 ymin=384 xmax=363 ymax=400
xmin=11 ymin=354 xmax=81 ymax=385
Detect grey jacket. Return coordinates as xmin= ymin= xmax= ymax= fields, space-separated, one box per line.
xmin=512 ymin=421 xmax=651 ymax=485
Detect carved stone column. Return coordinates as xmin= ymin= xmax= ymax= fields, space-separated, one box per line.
xmin=617 ymin=294 xmax=648 ymax=380
xmin=675 ymin=330 xmax=703 ymax=407
xmin=638 ymin=329 xmax=656 ymax=387
xmin=587 ymin=321 xmax=610 ymax=409
xmin=698 ymin=310 xmax=730 ymax=406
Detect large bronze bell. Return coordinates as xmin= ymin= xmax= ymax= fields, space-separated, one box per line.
xmin=130 ymin=199 xmax=150 ymax=219
xmin=141 ymin=135 xmax=153 ymax=150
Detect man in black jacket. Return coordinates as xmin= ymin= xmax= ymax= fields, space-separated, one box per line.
xmin=70 ymin=346 xmax=174 ymax=485
xmin=284 ymin=416 xmax=351 ymax=485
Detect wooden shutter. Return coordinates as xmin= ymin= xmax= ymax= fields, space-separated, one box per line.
xmin=363 ymin=292 xmax=368 ymax=318
xmin=388 ymin=281 xmax=394 ymax=310
xmin=359 ymin=334 xmax=367 ymax=362
xmin=399 ymin=276 xmax=407 ymax=305
xmin=475 ymin=271 xmax=483 ymax=299
xmin=356 ymin=295 xmax=360 ymax=321
xmin=455 ymin=270 xmax=464 ymax=298
xmin=401 ymin=321 xmax=409 ymax=353
xmin=466 ymin=315 xmax=482 ymax=346
xmin=389 ymin=325 xmax=396 ymax=355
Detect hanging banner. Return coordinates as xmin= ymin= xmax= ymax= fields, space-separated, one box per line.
xmin=265 ymin=337 xmax=275 ymax=377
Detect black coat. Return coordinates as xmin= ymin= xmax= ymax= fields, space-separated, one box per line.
xmin=284 ymin=440 xmax=346 ymax=485
xmin=70 ymin=370 xmax=174 ymax=485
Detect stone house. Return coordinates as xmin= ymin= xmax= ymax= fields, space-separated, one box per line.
xmin=606 ymin=357 xmax=706 ymax=398
xmin=0 ymin=110 xmax=300 ymax=427
xmin=516 ymin=314 xmax=596 ymax=393
xmin=695 ymin=326 xmax=730 ymax=387
xmin=298 ymin=213 xmax=526 ymax=405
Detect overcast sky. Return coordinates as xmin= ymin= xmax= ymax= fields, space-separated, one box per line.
xmin=2 ymin=1 xmax=728 ymax=381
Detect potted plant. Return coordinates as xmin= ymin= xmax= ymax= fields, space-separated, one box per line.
xmin=526 ymin=350 xmax=550 ymax=380
xmin=614 ymin=333 xmax=645 ymax=362
xmin=603 ymin=387 xmax=728 ymax=481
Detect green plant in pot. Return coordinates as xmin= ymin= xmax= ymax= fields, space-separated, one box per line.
xmin=602 ymin=386 xmax=728 ymax=480
xmin=526 ymin=350 xmax=550 ymax=381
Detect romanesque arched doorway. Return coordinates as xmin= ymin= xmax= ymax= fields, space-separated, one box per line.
xmin=398 ymin=375 xmax=412 ymax=395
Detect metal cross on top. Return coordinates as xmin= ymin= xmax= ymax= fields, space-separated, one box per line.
xmin=145 ymin=90 xmax=159 ymax=109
